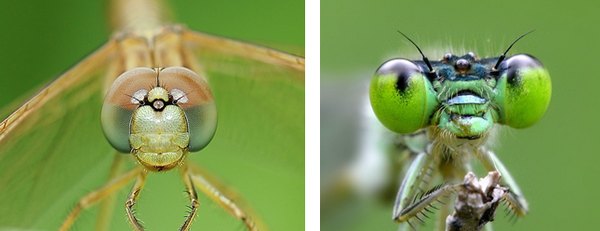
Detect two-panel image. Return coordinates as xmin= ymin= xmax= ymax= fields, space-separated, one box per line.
xmin=0 ymin=0 xmax=594 ymax=231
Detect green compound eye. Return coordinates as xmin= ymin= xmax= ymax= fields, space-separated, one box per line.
xmin=493 ymin=54 xmax=551 ymax=128
xmin=370 ymin=59 xmax=439 ymax=134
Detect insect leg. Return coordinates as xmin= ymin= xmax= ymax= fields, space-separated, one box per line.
xmin=179 ymin=164 xmax=200 ymax=231
xmin=434 ymin=160 xmax=471 ymax=231
xmin=479 ymin=149 xmax=529 ymax=216
xmin=125 ymin=168 xmax=149 ymax=231
xmin=95 ymin=152 xmax=127 ymax=231
xmin=393 ymin=151 xmax=440 ymax=225
xmin=186 ymin=164 xmax=261 ymax=231
xmin=58 ymin=166 xmax=142 ymax=231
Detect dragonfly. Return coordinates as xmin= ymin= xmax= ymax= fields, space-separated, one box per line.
xmin=0 ymin=0 xmax=304 ymax=230
xmin=369 ymin=31 xmax=551 ymax=230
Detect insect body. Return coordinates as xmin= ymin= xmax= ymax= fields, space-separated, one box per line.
xmin=369 ymin=32 xmax=551 ymax=230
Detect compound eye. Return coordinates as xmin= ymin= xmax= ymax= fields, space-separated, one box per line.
xmin=369 ymin=59 xmax=438 ymax=134
xmin=101 ymin=68 xmax=157 ymax=153
xmin=494 ymin=54 xmax=551 ymax=128
xmin=158 ymin=67 xmax=217 ymax=152
xmin=504 ymin=54 xmax=544 ymax=84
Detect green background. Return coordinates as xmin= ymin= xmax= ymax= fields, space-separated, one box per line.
xmin=0 ymin=0 xmax=304 ymax=109
xmin=322 ymin=0 xmax=599 ymax=230
xmin=0 ymin=0 xmax=304 ymax=230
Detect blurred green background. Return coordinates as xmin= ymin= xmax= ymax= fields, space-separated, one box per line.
xmin=322 ymin=0 xmax=598 ymax=230
xmin=0 ymin=0 xmax=304 ymax=108
xmin=0 ymin=0 xmax=304 ymax=230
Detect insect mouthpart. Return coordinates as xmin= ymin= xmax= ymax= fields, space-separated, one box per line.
xmin=440 ymin=90 xmax=493 ymax=138
xmin=445 ymin=111 xmax=491 ymax=140
xmin=447 ymin=90 xmax=487 ymax=106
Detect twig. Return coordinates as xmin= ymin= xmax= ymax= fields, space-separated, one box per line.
xmin=445 ymin=171 xmax=508 ymax=231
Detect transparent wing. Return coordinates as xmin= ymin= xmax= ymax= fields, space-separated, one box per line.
xmin=0 ymin=30 xmax=304 ymax=231
xmin=181 ymin=30 xmax=305 ymax=231
xmin=0 ymin=41 xmax=119 ymax=229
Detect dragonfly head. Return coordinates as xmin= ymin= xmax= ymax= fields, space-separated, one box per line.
xmin=370 ymin=32 xmax=551 ymax=141
xmin=101 ymin=67 xmax=218 ymax=171
xmin=370 ymin=53 xmax=551 ymax=139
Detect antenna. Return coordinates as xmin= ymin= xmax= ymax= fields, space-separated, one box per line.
xmin=397 ymin=31 xmax=434 ymax=73
xmin=493 ymin=30 xmax=535 ymax=70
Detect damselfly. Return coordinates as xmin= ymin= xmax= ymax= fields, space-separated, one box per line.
xmin=369 ymin=31 xmax=550 ymax=230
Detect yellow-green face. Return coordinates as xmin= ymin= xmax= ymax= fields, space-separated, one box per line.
xmin=102 ymin=67 xmax=218 ymax=171
xmin=129 ymin=102 xmax=190 ymax=170
xmin=370 ymin=53 xmax=551 ymax=138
